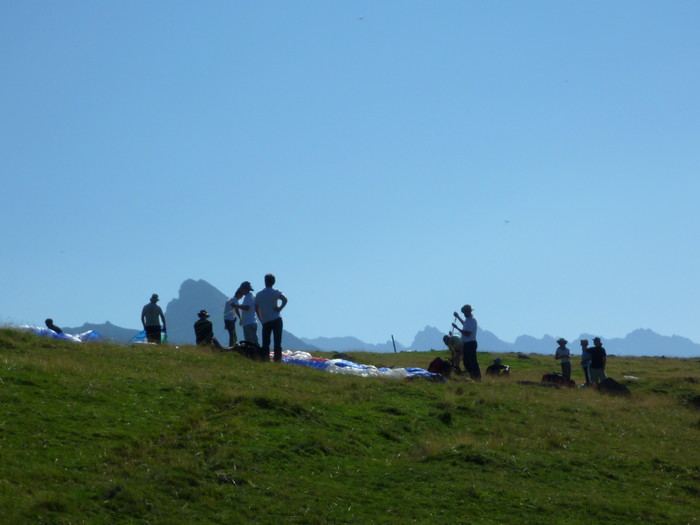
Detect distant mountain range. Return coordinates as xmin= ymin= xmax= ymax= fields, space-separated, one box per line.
xmin=64 ymin=279 xmax=700 ymax=358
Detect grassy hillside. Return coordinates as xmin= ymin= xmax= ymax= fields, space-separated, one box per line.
xmin=1 ymin=328 xmax=698 ymax=524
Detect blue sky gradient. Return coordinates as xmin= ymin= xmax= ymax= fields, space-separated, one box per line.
xmin=2 ymin=1 xmax=699 ymax=346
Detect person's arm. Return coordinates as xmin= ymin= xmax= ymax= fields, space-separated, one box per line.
xmin=453 ymin=311 xmax=464 ymax=324
xmin=451 ymin=323 xmax=471 ymax=337
xmin=256 ymin=305 xmax=262 ymax=322
xmin=275 ymin=293 xmax=288 ymax=312
xmin=160 ymin=311 xmax=167 ymax=332
xmin=141 ymin=308 xmax=147 ymax=329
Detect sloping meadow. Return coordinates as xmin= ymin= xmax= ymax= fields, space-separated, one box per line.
xmin=1 ymin=328 xmax=698 ymax=524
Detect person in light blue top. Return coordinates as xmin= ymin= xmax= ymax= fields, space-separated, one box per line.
xmin=255 ymin=273 xmax=288 ymax=362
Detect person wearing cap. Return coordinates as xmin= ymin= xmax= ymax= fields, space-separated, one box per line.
xmin=141 ymin=294 xmax=166 ymax=344
xmin=224 ymin=288 xmax=244 ymax=347
xmin=237 ymin=281 xmax=259 ymax=345
xmin=555 ymin=338 xmax=572 ymax=380
xmin=255 ymin=273 xmax=288 ymax=362
xmin=452 ymin=304 xmax=480 ymax=380
xmin=443 ymin=333 xmax=463 ymax=373
xmin=193 ymin=309 xmax=223 ymax=349
xmin=589 ymin=337 xmax=607 ymax=385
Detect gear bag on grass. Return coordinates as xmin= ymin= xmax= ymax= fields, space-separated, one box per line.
xmin=230 ymin=341 xmax=268 ymax=361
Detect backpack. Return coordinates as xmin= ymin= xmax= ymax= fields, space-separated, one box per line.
xmin=541 ymin=372 xmax=575 ymax=388
xmin=428 ymin=357 xmax=452 ymax=376
xmin=230 ymin=341 xmax=269 ymax=361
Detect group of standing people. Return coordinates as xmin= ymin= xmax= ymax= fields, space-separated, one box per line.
xmin=555 ymin=337 xmax=607 ymax=386
xmin=440 ymin=302 xmax=609 ymax=387
xmin=224 ymin=274 xmax=288 ymax=362
xmin=139 ymin=274 xmax=288 ymax=362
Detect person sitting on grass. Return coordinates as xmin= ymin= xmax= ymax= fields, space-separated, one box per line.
xmin=486 ymin=357 xmax=510 ymax=377
xmin=45 ymin=318 xmax=63 ymax=335
xmin=194 ymin=310 xmax=223 ymax=350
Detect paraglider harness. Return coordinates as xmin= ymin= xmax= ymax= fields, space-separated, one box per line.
xmin=227 ymin=340 xmax=268 ymax=361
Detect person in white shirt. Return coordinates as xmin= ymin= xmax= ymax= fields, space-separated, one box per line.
xmin=237 ymin=281 xmax=258 ymax=345
xmin=223 ymin=288 xmax=243 ymax=347
xmin=255 ymin=273 xmax=288 ymax=362
xmin=452 ymin=304 xmax=480 ymax=380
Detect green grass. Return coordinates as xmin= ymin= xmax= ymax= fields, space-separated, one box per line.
xmin=1 ymin=328 xmax=699 ymax=524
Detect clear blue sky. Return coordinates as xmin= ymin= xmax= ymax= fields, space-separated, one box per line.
xmin=2 ymin=1 xmax=699 ymax=346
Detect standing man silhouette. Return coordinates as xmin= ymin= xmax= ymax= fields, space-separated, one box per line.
xmin=452 ymin=304 xmax=480 ymax=381
xmin=141 ymin=293 xmax=166 ymax=344
xmin=255 ymin=273 xmax=288 ymax=362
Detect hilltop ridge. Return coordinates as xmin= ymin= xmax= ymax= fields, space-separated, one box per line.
xmin=62 ymin=279 xmax=700 ymax=357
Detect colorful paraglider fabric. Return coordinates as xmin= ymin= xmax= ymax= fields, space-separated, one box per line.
xmin=20 ymin=326 xmax=103 ymax=343
xmin=280 ymin=350 xmax=444 ymax=381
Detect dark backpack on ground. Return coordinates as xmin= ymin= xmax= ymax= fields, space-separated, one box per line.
xmin=598 ymin=377 xmax=631 ymax=396
xmin=230 ymin=341 xmax=268 ymax=361
xmin=428 ymin=357 xmax=452 ymax=376
xmin=541 ymin=372 xmax=575 ymax=388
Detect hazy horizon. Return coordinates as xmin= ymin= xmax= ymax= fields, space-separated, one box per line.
xmin=3 ymin=2 xmax=699 ymax=346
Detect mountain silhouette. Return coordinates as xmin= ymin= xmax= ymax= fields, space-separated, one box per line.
xmin=62 ymin=279 xmax=700 ymax=357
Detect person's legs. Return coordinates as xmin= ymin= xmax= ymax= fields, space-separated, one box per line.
xmin=583 ymin=364 xmax=591 ymax=385
xmin=145 ymin=325 xmax=161 ymax=344
xmin=261 ymin=321 xmax=272 ymax=356
xmin=243 ymin=323 xmax=258 ymax=345
xmin=453 ymin=346 xmax=463 ymax=371
xmin=461 ymin=342 xmax=471 ymax=376
xmin=464 ymin=341 xmax=481 ymax=381
xmin=562 ymin=362 xmax=571 ymax=380
xmin=225 ymin=320 xmax=237 ymax=347
xmin=590 ymin=368 xmax=607 ymax=385
xmin=272 ymin=318 xmax=283 ymax=362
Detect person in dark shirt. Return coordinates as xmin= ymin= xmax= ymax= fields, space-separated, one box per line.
xmin=589 ymin=337 xmax=607 ymax=385
xmin=193 ymin=310 xmax=223 ymax=349
xmin=45 ymin=318 xmax=63 ymax=334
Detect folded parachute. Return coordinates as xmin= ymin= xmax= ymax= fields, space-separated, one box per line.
xmin=280 ymin=350 xmax=445 ymax=381
xmin=20 ymin=326 xmax=103 ymax=343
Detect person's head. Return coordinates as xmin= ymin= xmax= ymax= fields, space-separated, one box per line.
xmin=264 ymin=273 xmax=276 ymax=288
xmin=443 ymin=335 xmax=450 ymax=345
xmin=461 ymin=304 xmax=474 ymax=317
xmin=45 ymin=318 xmax=54 ymax=326
xmin=593 ymin=337 xmax=602 ymax=346
xmin=234 ymin=287 xmax=244 ymax=298
xmin=198 ymin=309 xmax=210 ymax=319
xmin=557 ymin=338 xmax=568 ymax=346
xmin=239 ymin=281 xmax=254 ymax=293
xmin=494 ymin=357 xmax=502 ymax=365
xmin=150 ymin=294 xmax=159 ymax=303
xmin=580 ymin=339 xmax=589 ymax=347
